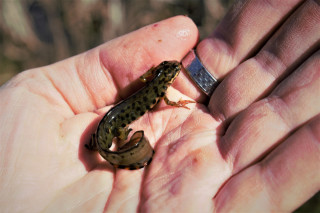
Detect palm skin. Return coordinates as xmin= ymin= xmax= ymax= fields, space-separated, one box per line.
xmin=1 ymin=2 xmax=320 ymax=211
xmin=0 ymin=16 xmax=212 ymax=212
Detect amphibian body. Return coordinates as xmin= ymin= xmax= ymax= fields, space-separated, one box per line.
xmin=86 ymin=61 xmax=194 ymax=170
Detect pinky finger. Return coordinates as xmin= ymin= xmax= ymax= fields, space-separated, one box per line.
xmin=214 ymin=114 xmax=320 ymax=212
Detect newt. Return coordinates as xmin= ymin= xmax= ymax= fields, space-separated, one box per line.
xmin=86 ymin=61 xmax=194 ymax=170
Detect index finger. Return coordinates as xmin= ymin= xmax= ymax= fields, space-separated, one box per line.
xmin=37 ymin=16 xmax=198 ymax=114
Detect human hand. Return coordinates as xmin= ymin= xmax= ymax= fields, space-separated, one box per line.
xmin=0 ymin=16 xmax=202 ymax=212
xmin=1 ymin=1 xmax=319 ymax=213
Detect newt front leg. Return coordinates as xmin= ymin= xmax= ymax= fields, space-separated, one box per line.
xmin=164 ymin=96 xmax=195 ymax=110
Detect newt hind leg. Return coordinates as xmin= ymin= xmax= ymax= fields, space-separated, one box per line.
xmin=117 ymin=126 xmax=133 ymax=140
xmin=119 ymin=130 xmax=143 ymax=150
xmin=85 ymin=134 xmax=98 ymax=150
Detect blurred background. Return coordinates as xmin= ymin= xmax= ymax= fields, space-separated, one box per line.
xmin=0 ymin=0 xmax=234 ymax=85
xmin=0 ymin=0 xmax=318 ymax=211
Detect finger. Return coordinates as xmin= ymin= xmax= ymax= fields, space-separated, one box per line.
xmin=98 ymin=16 xmax=197 ymax=99
xmin=18 ymin=16 xmax=198 ymax=114
xmin=198 ymin=0 xmax=304 ymax=79
xmin=178 ymin=0 xmax=305 ymax=101
xmin=219 ymin=50 xmax=320 ymax=174
xmin=214 ymin=114 xmax=320 ymax=212
xmin=209 ymin=0 xmax=320 ymax=121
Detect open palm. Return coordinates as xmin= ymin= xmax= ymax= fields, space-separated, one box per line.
xmin=1 ymin=11 xmax=319 ymax=212
xmin=0 ymin=16 xmax=212 ymax=212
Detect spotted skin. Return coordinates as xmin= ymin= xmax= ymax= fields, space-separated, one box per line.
xmin=86 ymin=61 xmax=194 ymax=169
